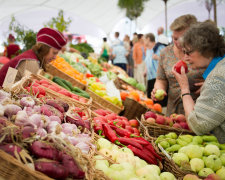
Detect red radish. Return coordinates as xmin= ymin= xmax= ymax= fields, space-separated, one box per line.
xmin=37 ymin=94 xmax=45 ymax=98
xmin=31 ymin=83 xmax=40 ymax=87
xmin=20 ymin=97 xmax=35 ymax=107
xmin=0 ymin=144 xmax=22 ymax=158
xmin=34 ymin=161 xmax=68 ymax=179
xmin=36 ymin=86 xmax=46 ymax=96
xmin=61 ymin=154 xmax=85 ymax=179
xmin=30 ymin=141 xmax=60 ymax=160
xmin=26 ymin=86 xmax=39 ymax=96
xmin=58 ymin=89 xmax=71 ymax=97
xmin=41 ymin=83 xmax=49 ymax=88
xmin=174 ymin=60 xmax=188 ymax=74
xmin=39 ymin=79 xmax=50 ymax=85
xmin=46 ymin=99 xmax=64 ymax=113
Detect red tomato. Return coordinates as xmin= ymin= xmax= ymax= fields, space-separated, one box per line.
xmin=36 ymin=86 xmax=46 ymax=96
xmin=39 ymin=79 xmax=50 ymax=85
xmin=129 ymin=119 xmax=139 ymax=128
xmin=31 ymin=83 xmax=40 ymax=87
xmin=41 ymin=83 xmax=49 ymax=88
xmin=174 ymin=60 xmax=188 ymax=74
xmin=26 ymin=87 xmax=39 ymax=96
xmin=37 ymin=94 xmax=45 ymax=98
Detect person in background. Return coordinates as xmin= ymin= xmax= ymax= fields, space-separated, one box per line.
xmin=133 ymin=32 xmax=138 ymax=41
xmin=151 ymin=14 xmax=205 ymax=116
xmin=0 ymin=27 xmax=67 ymax=86
xmin=112 ymin=32 xmax=122 ymax=46
xmin=172 ymin=21 xmax=225 ymax=143
xmin=128 ymin=37 xmax=138 ymax=77
xmin=100 ymin=37 xmax=110 ymax=61
xmin=144 ymin=33 xmax=166 ymax=98
xmin=123 ymin=35 xmax=131 ymax=73
xmin=112 ymin=41 xmax=128 ymax=71
xmin=157 ymin=27 xmax=169 ymax=46
xmin=3 ymin=34 xmax=20 ymax=59
xmin=133 ymin=34 xmax=146 ymax=84
xmin=62 ymin=34 xmax=80 ymax=54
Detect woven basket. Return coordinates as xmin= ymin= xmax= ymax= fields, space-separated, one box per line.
xmin=0 ymin=150 xmax=52 ymax=180
xmin=45 ymin=63 xmax=86 ymax=90
xmin=122 ymin=97 xmax=148 ymax=120
xmin=15 ymin=74 xmax=92 ymax=108
xmin=86 ymin=88 xmax=123 ymax=114
xmin=140 ymin=115 xmax=195 ymax=138
xmin=37 ymin=69 xmax=53 ymax=80
xmin=114 ymin=77 xmax=143 ymax=93
xmin=140 ymin=122 xmax=203 ymax=179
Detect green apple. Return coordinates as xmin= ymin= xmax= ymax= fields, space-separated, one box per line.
xmin=192 ymin=136 xmax=203 ymax=144
xmin=205 ymin=155 xmax=222 ymax=171
xmin=165 ymin=132 xmax=177 ymax=139
xmin=166 ymin=138 xmax=177 ymax=146
xmin=198 ymin=168 xmax=214 ymax=177
xmin=216 ymin=167 xmax=225 ymax=180
xmin=185 ymin=145 xmax=203 ymax=159
xmin=202 ymin=135 xmax=218 ymax=142
xmin=95 ymin=160 xmax=109 ymax=174
xmin=179 ymin=135 xmax=193 ymax=143
xmin=220 ymin=153 xmax=225 ymax=166
xmin=110 ymin=163 xmax=124 ymax=171
xmin=204 ymin=144 xmax=220 ymax=157
xmin=136 ymin=165 xmax=159 ymax=177
xmin=134 ymin=157 xmax=147 ymax=170
xmin=177 ymin=139 xmax=189 ymax=147
xmin=97 ymin=138 xmax=112 ymax=150
xmin=172 ymin=153 xmax=189 ymax=166
xmin=190 ymin=158 xmax=205 ymax=172
xmin=166 ymin=144 xmax=181 ymax=153
xmin=159 ymin=140 xmax=170 ymax=149
xmin=160 ymin=172 xmax=176 ymax=180
xmin=119 ymin=147 xmax=134 ymax=155
xmin=178 ymin=146 xmax=189 ymax=154
xmin=155 ymin=89 xmax=165 ymax=101
xmin=99 ymin=148 xmax=112 ymax=158
xmin=220 ymin=144 xmax=225 ymax=150
xmin=111 ymin=149 xmax=120 ymax=161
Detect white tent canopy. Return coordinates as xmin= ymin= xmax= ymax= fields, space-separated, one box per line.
xmin=0 ymin=0 xmax=224 ymax=51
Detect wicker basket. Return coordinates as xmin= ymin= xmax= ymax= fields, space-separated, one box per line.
xmin=114 ymin=77 xmax=143 ymax=93
xmin=122 ymin=97 xmax=148 ymax=120
xmin=86 ymin=88 xmax=123 ymax=114
xmin=37 ymin=69 xmax=53 ymax=80
xmin=14 ymin=74 xmax=92 ymax=108
xmin=0 ymin=150 xmax=52 ymax=180
xmin=45 ymin=63 xmax=86 ymax=90
xmin=140 ymin=115 xmax=195 ymax=138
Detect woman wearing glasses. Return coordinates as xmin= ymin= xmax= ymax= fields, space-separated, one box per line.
xmin=151 ymin=14 xmax=205 ymax=116
xmin=172 ymin=21 xmax=225 ymax=143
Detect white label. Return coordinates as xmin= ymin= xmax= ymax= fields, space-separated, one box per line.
xmin=2 ymin=67 xmax=18 ymax=90
xmin=158 ymin=143 xmax=172 ymax=160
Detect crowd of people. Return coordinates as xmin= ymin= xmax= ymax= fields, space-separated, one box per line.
xmin=0 ymin=14 xmax=224 ymax=143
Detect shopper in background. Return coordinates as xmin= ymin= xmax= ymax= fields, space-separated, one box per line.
xmin=133 ymin=34 xmax=146 ymax=84
xmin=123 ymin=35 xmax=131 ymax=73
xmin=3 ymin=34 xmax=20 ymax=59
xmin=128 ymin=37 xmax=138 ymax=77
xmin=157 ymin=27 xmax=169 ymax=46
xmin=144 ymin=33 xmax=166 ymax=98
xmin=111 ymin=41 xmax=128 ymax=71
xmin=62 ymin=34 xmax=80 ymax=54
xmin=0 ymin=27 xmax=67 ymax=86
xmin=172 ymin=21 xmax=225 ymax=143
xmin=112 ymin=32 xmax=122 ymax=46
xmin=151 ymin=14 xmax=205 ymax=116
xmin=100 ymin=37 xmax=110 ymax=61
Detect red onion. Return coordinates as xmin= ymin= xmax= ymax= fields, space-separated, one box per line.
xmin=49 ymin=115 xmax=61 ymax=124
xmin=36 ymin=128 xmax=47 ymax=137
xmin=4 ymin=104 xmax=22 ymax=118
xmin=20 ymin=97 xmax=35 ymax=107
xmin=61 ymin=123 xmax=78 ymax=136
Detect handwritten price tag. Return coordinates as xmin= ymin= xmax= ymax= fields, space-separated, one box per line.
xmin=2 ymin=67 xmax=18 ymax=90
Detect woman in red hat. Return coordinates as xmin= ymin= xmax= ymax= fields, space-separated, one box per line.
xmin=3 ymin=34 xmax=21 ymax=59
xmin=0 ymin=27 xmax=67 ymax=86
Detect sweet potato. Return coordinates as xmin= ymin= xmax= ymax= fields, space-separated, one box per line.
xmin=30 ymin=141 xmax=60 ymax=160
xmin=61 ymin=153 xmax=85 ymax=179
xmin=0 ymin=144 xmax=22 ymax=158
xmin=41 ymin=104 xmax=63 ymax=120
xmin=46 ymin=99 xmax=65 ymax=113
xmin=35 ymin=160 xmax=68 ymax=179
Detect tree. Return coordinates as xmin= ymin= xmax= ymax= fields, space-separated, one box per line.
xmin=45 ymin=10 xmax=72 ymax=32
xmin=118 ymin=0 xmax=149 ymax=31
xmin=9 ymin=16 xmax=36 ymax=52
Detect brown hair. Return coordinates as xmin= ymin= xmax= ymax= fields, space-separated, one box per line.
xmin=32 ymin=43 xmax=51 ymax=69
xmin=145 ymin=33 xmax=155 ymax=42
xmin=170 ymin=14 xmax=197 ymax=32
xmin=182 ymin=21 xmax=225 ymax=57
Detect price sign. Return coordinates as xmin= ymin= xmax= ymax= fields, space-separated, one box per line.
xmin=158 ymin=143 xmax=172 ymax=160
xmin=2 ymin=67 xmax=18 ymax=90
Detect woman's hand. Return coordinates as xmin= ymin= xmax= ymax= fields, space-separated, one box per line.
xmin=194 ymin=81 xmax=204 ymax=95
xmin=172 ymin=66 xmax=190 ymax=94
xmin=151 ymin=88 xmax=167 ymax=101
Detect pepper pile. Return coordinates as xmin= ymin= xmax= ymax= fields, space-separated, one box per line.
xmin=93 ymin=109 xmax=162 ymax=165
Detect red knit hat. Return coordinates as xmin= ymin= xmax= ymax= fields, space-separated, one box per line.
xmin=36 ymin=27 xmax=67 ymax=50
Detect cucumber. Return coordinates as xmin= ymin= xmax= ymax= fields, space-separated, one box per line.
xmin=53 ymin=78 xmax=71 ymax=91
xmin=72 ymin=87 xmax=83 ymax=93
xmin=72 ymin=91 xmax=90 ymax=99
xmin=61 ymin=79 xmax=74 ymax=91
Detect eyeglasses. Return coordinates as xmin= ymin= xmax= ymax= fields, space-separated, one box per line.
xmin=183 ymin=49 xmax=194 ymax=56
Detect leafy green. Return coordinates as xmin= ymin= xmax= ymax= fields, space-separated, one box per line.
xmin=71 ymin=43 xmax=94 ymax=55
